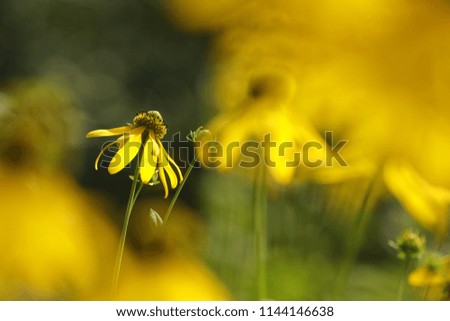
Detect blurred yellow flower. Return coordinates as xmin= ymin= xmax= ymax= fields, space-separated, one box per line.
xmin=167 ymin=0 xmax=450 ymax=238
xmin=408 ymin=256 xmax=450 ymax=300
xmin=0 ymin=79 xmax=79 ymax=172
xmin=203 ymin=68 xmax=327 ymax=185
xmin=86 ymin=111 xmax=183 ymax=198
xmin=113 ymin=198 xmax=231 ymax=300
xmin=166 ymin=0 xmax=417 ymax=41
xmin=116 ymin=251 xmax=231 ymax=300
xmin=0 ymin=166 xmax=117 ymax=299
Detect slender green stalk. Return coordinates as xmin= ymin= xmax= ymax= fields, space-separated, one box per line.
xmin=162 ymin=154 xmax=198 ymax=227
xmin=332 ymin=176 xmax=378 ymax=299
xmin=112 ymin=163 xmax=142 ymax=297
xmin=253 ymin=164 xmax=268 ymax=300
xmin=397 ymin=258 xmax=411 ymax=300
xmin=131 ymin=181 xmax=144 ymax=208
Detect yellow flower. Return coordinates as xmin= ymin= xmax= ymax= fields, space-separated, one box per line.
xmin=86 ymin=111 xmax=182 ymax=198
xmin=408 ymin=256 xmax=450 ymax=300
xmin=202 ymin=67 xmax=327 ymax=185
xmin=113 ymin=198 xmax=231 ymax=300
xmin=0 ymin=79 xmax=78 ymax=172
xmin=116 ymin=250 xmax=231 ymax=300
xmin=0 ymin=165 xmax=118 ymax=299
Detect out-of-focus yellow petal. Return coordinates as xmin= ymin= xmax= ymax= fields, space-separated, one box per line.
xmin=408 ymin=257 xmax=450 ymax=287
xmin=205 ymin=106 xmax=256 ymax=171
xmin=409 ymin=266 xmax=447 ymax=287
xmin=139 ymin=139 xmax=157 ymax=184
xmin=166 ymin=0 xmax=242 ymax=31
xmin=114 ymin=198 xmax=230 ymax=300
xmin=0 ymin=166 xmax=118 ymax=299
xmin=116 ymin=250 xmax=231 ymax=300
xmin=384 ymin=159 xmax=450 ymax=238
xmin=86 ymin=125 xmax=134 ymax=138
xmin=108 ymin=127 xmax=145 ymax=175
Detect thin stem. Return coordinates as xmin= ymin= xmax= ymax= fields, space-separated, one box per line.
xmin=397 ymin=258 xmax=411 ymax=300
xmin=112 ymin=163 xmax=141 ymax=297
xmin=253 ymin=164 xmax=268 ymax=300
xmin=332 ymin=175 xmax=379 ymax=299
xmin=162 ymin=154 xmax=198 ymax=227
xmin=132 ymin=182 xmax=144 ymax=208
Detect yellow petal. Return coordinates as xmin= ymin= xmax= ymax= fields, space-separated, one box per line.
xmin=149 ymin=131 xmax=160 ymax=156
xmin=139 ymin=139 xmax=157 ymax=184
xmin=94 ymin=140 xmax=117 ymax=170
xmin=157 ymin=139 xmax=182 ymax=187
xmin=384 ymin=159 xmax=450 ymax=238
xmin=159 ymin=166 xmax=169 ymax=198
xmin=164 ymin=148 xmax=183 ymax=182
xmin=408 ymin=257 xmax=450 ymax=287
xmin=115 ymin=135 xmax=125 ymax=149
xmin=163 ymin=160 xmax=178 ymax=189
xmin=86 ymin=125 xmax=134 ymax=138
xmin=108 ymin=128 xmax=144 ymax=175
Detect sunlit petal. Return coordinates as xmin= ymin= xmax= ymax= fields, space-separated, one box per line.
xmin=108 ymin=128 xmax=145 ymax=175
xmin=164 ymin=160 xmax=178 ymax=189
xmin=94 ymin=140 xmax=117 ymax=171
xmin=86 ymin=125 xmax=134 ymax=138
xmin=140 ymin=139 xmax=157 ymax=184
xmin=116 ymin=135 xmax=125 ymax=149
xmin=149 ymin=131 xmax=160 ymax=156
xmin=163 ymin=149 xmax=183 ymax=182
xmin=159 ymin=165 xmax=169 ymax=198
xmin=156 ymin=139 xmax=182 ymax=187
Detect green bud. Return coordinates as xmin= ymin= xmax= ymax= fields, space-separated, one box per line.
xmin=389 ymin=228 xmax=426 ymax=260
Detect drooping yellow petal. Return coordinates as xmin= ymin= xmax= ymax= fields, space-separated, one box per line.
xmin=163 ymin=160 xmax=178 ymax=189
xmin=384 ymin=159 xmax=450 ymax=238
xmin=163 ymin=148 xmax=183 ymax=182
xmin=149 ymin=131 xmax=160 ymax=156
xmin=94 ymin=140 xmax=117 ymax=170
xmin=139 ymin=139 xmax=157 ymax=184
xmin=157 ymin=139 xmax=181 ymax=188
xmin=115 ymin=135 xmax=125 ymax=149
xmin=159 ymin=165 xmax=169 ymax=198
xmin=86 ymin=125 xmax=134 ymax=138
xmin=108 ymin=127 xmax=145 ymax=175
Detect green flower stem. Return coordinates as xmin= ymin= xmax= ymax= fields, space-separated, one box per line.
xmin=253 ymin=164 xmax=268 ymax=300
xmin=332 ymin=175 xmax=379 ymax=299
xmin=132 ymin=182 xmax=144 ymax=207
xmin=112 ymin=163 xmax=142 ymax=297
xmin=162 ymin=154 xmax=198 ymax=227
xmin=397 ymin=257 xmax=412 ymax=300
